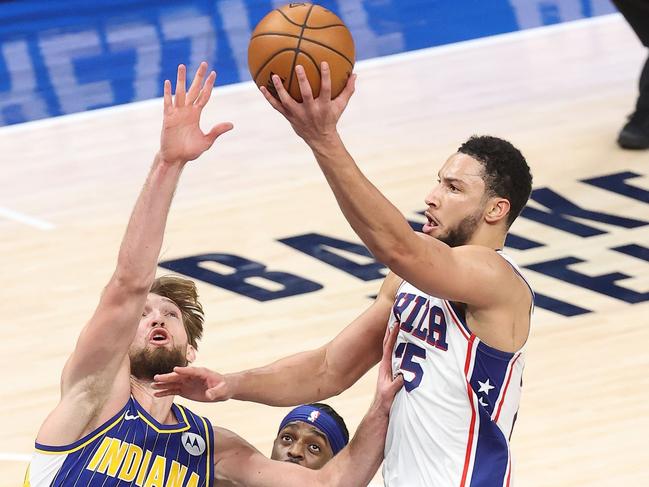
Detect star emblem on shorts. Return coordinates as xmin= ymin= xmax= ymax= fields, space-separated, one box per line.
xmin=477 ymin=378 xmax=495 ymax=395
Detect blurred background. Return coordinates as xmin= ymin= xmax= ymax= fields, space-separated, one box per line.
xmin=0 ymin=0 xmax=617 ymax=126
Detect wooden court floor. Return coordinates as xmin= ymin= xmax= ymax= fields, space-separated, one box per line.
xmin=1 ymin=14 xmax=648 ymax=486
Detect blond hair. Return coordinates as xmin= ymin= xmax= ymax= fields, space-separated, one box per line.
xmin=150 ymin=275 xmax=204 ymax=349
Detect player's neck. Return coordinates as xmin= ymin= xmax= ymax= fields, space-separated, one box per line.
xmin=130 ymin=376 xmax=178 ymax=424
xmin=466 ymin=224 xmax=506 ymax=250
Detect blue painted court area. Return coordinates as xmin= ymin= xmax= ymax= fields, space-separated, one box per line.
xmin=0 ymin=0 xmax=616 ymax=126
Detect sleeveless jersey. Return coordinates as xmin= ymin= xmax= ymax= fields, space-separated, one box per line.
xmin=25 ymin=396 xmax=214 ymax=487
xmin=383 ymin=251 xmax=533 ymax=487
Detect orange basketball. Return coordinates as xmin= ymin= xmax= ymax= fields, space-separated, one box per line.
xmin=248 ymin=3 xmax=355 ymax=102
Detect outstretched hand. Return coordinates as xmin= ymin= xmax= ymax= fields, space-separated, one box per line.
xmin=259 ymin=62 xmax=356 ymax=148
xmin=159 ymin=62 xmax=233 ymax=165
xmin=152 ymin=366 xmax=233 ymax=403
xmin=372 ymin=324 xmax=404 ymax=416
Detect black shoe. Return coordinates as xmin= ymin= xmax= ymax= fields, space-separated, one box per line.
xmin=617 ymin=112 xmax=649 ymax=150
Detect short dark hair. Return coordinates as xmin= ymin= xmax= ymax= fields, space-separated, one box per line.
xmin=458 ymin=135 xmax=532 ymax=228
xmin=310 ymin=403 xmax=349 ymax=445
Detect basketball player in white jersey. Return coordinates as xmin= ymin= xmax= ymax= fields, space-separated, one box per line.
xmin=154 ymin=64 xmax=534 ymax=486
xmin=25 ymin=62 xmax=403 ymax=487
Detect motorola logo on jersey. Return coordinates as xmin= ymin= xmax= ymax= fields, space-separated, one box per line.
xmin=182 ymin=432 xmax=206 ymax=456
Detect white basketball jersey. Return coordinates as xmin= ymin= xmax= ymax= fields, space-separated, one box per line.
xmin=383 ymin=251 xmax=533 ymax=487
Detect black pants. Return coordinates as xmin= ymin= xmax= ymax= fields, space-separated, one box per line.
xmin=612 ymin=0 xmax=649 ymax=115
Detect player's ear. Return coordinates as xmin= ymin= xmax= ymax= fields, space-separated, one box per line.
xmin=485 ymin=197 xmax=510 ymax=225
xmin=186 ymin=345 xmax=197 ymax=364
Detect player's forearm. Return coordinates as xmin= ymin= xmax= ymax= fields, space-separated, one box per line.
xmin=113 ymin=153 xmax=184 ymax=289
xmin=315 ymin=399 xmax=389 ymax=487
xmin=228 ymin=348 xmax=342 ymax=406
xmin=307 ymin=132 xmax=418 ymax=266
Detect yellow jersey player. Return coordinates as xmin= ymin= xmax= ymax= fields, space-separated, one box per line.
xmin=24 ymin=62 xmax=403 ymax=487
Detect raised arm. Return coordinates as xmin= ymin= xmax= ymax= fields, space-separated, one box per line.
xmin=259 ymin=64 xmax=518 ymax=309
xmin=37 ymin=63 xmax=232 ymax=445
xmin=154 ymin=272 xmax=402 ymax=405
xmin=215 ymin=323 xmax=403 ymax=487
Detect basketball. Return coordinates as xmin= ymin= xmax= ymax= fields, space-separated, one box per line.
xmin=248 ymin=3 xmax=355 ymax=101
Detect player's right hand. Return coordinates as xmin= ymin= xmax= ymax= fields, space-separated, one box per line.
xmin=152 ymin=366 xmax=233 ymax=402
xmin=259 ymin=62 xmax=356 ymax=149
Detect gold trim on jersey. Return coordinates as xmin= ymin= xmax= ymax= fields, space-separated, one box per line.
xmin=34 ymin=414 xmax=124 ymax=455
xmin=197 ymin=412 xmax=212 ymax=483
xmin=22 ymin=464 xmax=30 ymax=487
xmin=136 ymin=403 xmax=191 ymax=434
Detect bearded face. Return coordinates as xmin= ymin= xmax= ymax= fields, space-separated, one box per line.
xmin=129 ymin=345 xmax=187 ymax=381
xmin=435 ymin=210 xmax=481 ymax=248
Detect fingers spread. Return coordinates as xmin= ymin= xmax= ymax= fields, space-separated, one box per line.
xmin=163 ymin=80 xmax=172 ymax=110
xmin=187 ymin=62 xmax=208 ymax=105
xmin=205 ymin=122 xmax=234 ymax=146
xmin=174 ymin=64 xmax=187 ymax=106
xmin=196 ymin=71 xmax=217 ymax=108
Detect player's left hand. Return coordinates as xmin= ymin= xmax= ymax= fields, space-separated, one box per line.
xmin=259 ymin=62 xmax=356 ymax=148
xmin=152 ymin=366 xmax=234 ymax=403
xmin=370 ymin=323 xmax=404 ymax=417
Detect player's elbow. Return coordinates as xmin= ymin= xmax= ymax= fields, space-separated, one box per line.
xmin=376 ymin=242 xmax=411 ymax=274
xmin=318 ymin=355 xmax=355 ymax=399
xmin=321 ymin=360 xmax=365 ymax=398
xmin=315 ymin=367 xmax=347 ymax=400
xmin=326 ymin=380 xmax=349 ymax=399
xmin=312 ymin=460 xmax=343 ymax=487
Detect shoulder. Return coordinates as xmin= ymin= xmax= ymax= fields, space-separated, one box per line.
xmin=213 ymin=426 xmax=259 ymax=458
xmin=213 ymin=426 xmax=268 ymax=481
xmin=451 ymin=245 xmax=529 ymax=308
xmin=452 ymin=245 xmax=517 ymax=276
xmin=452 ymin=243 xmax=502 ymax=259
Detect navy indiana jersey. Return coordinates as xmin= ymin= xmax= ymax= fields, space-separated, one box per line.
xmin=25 ymin=396 xmax=214 ymax=487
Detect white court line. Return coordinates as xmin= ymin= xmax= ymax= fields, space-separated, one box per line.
xmin=0 ymin=13 xmax=622 ymax=136
xmin=0 ymin=452 xmax=31 ymax=462
xmin=0 ymin=206 xmax=55 ymax=230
